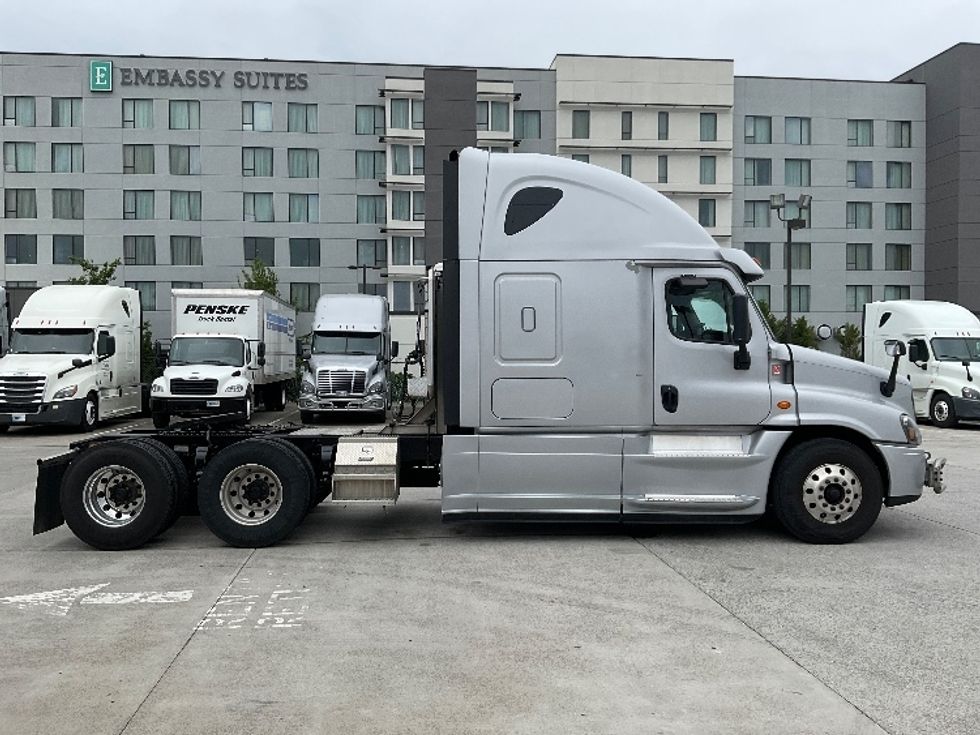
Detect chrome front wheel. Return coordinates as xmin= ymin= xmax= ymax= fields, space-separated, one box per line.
xmin=801 ymin=462 xmax=862 ymax=525
xmin=82 ymin=465 xmax=145 ymax=527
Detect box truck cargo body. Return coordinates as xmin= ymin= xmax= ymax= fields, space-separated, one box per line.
xmin=150 ymin=289 xmax=296 ymax=427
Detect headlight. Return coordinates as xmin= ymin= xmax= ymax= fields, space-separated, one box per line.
xmin=224 ymin=384 xmax=246 ymax=393
xmin=151 ymin=382 xmax=165 ymax=393
xmin=301 ymin=379 xmax=315 ymax=394
xmin=962 ymin=386 xmax=980 ymax=400
xmin=900 ymin=413 xmax=922 ymax=446
xmin=53 ymin=385 xmax=78 ymax=400
xmin=368 ymin=381 xmax=384 ymax=394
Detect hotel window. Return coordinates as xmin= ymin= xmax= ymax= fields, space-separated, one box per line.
xmin=698 ymin=199 xmax=716 ymax=228
xmin=243 ymin=101 xmax=273 ymax=132
xmin=744 ymin=201 xmax=770 ymax=228
xmin=355 ymin=105 xmax=384 ymax=135
xmin=288 ymin=148 xmax=319 ymax=178
xmin=658 ymin=111 xmax=669 ymax=140
xmin=391 ymin=145 xmax=411 ymax=175
xmin=788 ymin=285 xmax=811 ymax=313
xmin=244 ymin=237 xmax=275 ymax=265
xmin=357 ymin=239 xmax=386 ymax=267
xmin=886 ymin=243 xmax=911 ymax=270
xmin=3 ymin=142 xmax=35 ymax=172
xmin=884 ymin=285 xmax=911 ymax=300
xmin=288 ymin=193 xmax=319 ymax=223
xmin=289 ymin=238 xmax=320 ymax=267
xmin=700 ymin=156 xmax=716 ymax=185
xmin=886 ymin=161 xmax=912 ymax=189
xmin=356 ymin=195 xmax=385 ymax=224
xmin=172 ymin=281 xmax=203 ymax=289
xmin=355 ymin=150 xmax=386 ymax=179
xmin=51 ymin=143 xmax=84 ymax=174
xmin=243 ymin=192 xmax=274 ymax=222
xmin=170 ymin=191 xmax=202 ymax=221
xmin=5 ymin=189 xmax=36 ymax=218
xmin=51 ymin=97 xmax=82 ymax=127
xmin=391 ymin=280 xmax=421 ymax=313
xmin=53 ymin=235 xmax=84 ymax=265
xmin=846 ymin=160 xmax=873 ymax=188
xmin=169 ymin=145 xmax=201 ymax=175
xmin=784 ymin=159 xmax=811 ymax=187
xmin=785 ymin=116 xmax=811 ymax=145
xmin=122 ymin=99 xmax=153 ymax=128
xmin=392 ymin=191 xmax=411 ymax=222
xmin=413 ymin=190 xmax=425 ymax=221
xmin=621 ymin=154 xmax=632 ymax=178
xmin=290 ymin=283 xmax=320 ymax=313
xmin=846 ymin=285 xmax=872 ymax=312
xmin=847 ymin=119 xmax=874 ymax=146
xmin=125 ymin=281 xmax=156 ymax=310
xmin=169 ymin=100 xmax=200 ymax=130
xmin=621 ymin=111 xmax=632 ymax=141
xmin=242 ymin=147 xmax=273 ymax=177
xmin=744 ymin=242 xmax=770 ymax=269
xmin=515 ymin=110 xmax=542 ymax=139
xmin=571 ymin=154 xmax=589 ymax=164
xmin=3 ymin=96 xmax=35 ymax=126
xmin=571 ymin=109 xmax=590 ymax=139
xmin=123 ymin=190 xmax=154 ymax=219
xmin=391 ymin=236 xmax=425 ymax=266
xmin=887 ymin=120 xmax=911 ymax=148
xmin=123 ymin=144 xmax=155 ymax=174
xmin=886 ymin=203 xmax=912 ymax=230
xmin=413 ymin=145 xmax=424 ymax=175
xmin=287 ymin=103 xmax=317 ymax=133
xmin=749 ymin=285 xmax=771 ymax=306
xmin=658 ymin=155 xmax=668 ymax=183
xmin=123 ymin=236 xmax=156 ymax=265
xmin=476 ymin=101 xmax=509 ymax=132
xmin=700 ymin=112 xmax=717 ymax=142
xmin=170 ymin=236 xmax=202 ymax=266
xmin=390 ymin=98 xmax=410 ymax=129
xmin=52 ymin=189 xmax=84 ymax=219
xmin=846 ymin=243 xmax=872 ymax=271
xmin=4 ymin=234 xmax=37 ymax=264
xmin=744 ymin=158 xmax=770 ymax=186
xmin=744 ymin=115 xmax=771 ymax=144
xmin=790 ymin=242 xmax=811 ymax=269
xmin=846 ymin=202 xmax=872 ymax=229
xmin=412 ymin=99 xmax=425 ymax=130
xmin=784 ymin=201 xmax=811 ymax=228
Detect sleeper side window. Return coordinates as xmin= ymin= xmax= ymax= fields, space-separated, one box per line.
xmin=666 ymin=277 xmax=737 ymax=344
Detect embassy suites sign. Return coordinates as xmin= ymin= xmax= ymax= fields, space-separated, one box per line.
xmin=88 ymin=60 xmax=310 ymax=93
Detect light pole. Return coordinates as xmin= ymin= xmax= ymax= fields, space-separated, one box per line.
xmin=347 ymin=264 xmax=384 ymax=294
xmin=769 ymin=193 xmax=812 ymax=334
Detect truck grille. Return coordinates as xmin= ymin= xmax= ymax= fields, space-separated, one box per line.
xmin=0 ymin=375 xmax=46 ymax=414
xmin=317 ymin=369 xmax=366 ymax=396
xmin=170 ymin=378 xmax=219 ymax=396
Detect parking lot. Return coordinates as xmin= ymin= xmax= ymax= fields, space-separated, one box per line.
xmin=0 ymin=412 xmax=977 ymax=735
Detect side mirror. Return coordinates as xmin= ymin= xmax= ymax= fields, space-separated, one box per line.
xmin=302 ymin=346 xmax=312 ymax=361
xmin=98 ymin=334 xmax=116 ymax=359
xmin=257 ymin=357 xmax=266 ymax=367
xmin=884 ymin=340 xmax=907 ymax=358
xmin=391 ymin=341 xmax=399 ymax=359
xmin=732 ymin=294 xmax=751 ymax=371
xmin=257 ymin=342 xmax=266 ymax=358
xmin=881 ymin=340 xmax=906 ymax=397
xmin=908 ymin=341 xmax=927 ymax=365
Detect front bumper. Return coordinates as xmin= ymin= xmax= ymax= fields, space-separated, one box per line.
xmin=298 ymin=394 xmax=384 ymax=412
xmin=151 ymin=397 xmax=244 ymax=416
xmin=0 ymin=398 xmax=86 ymax=427
xmin=952 ymin=396 xmax=980 ymax=420
xmin=878 ymin=442 xmax=947 ymax=507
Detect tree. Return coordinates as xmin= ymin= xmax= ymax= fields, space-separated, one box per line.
xmin=67 ymin=256 xmax=121 ymax=285
xmin=756 ymin=299 xmax=818 ymax=348
xmin=239 ymin=258 xmax=279 ymax=297
xmin=835 ymin=323 xmax=863 ymax=361
xmin=141 ymin=321 xmax=163 ymax=383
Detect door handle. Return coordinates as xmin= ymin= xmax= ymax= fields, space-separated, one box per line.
xmin=661 ymin=384 xmax=679 ymax=413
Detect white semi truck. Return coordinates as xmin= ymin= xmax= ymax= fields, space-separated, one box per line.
xmin=150 ymin=289 xmax=296 ymax=428
xmin=0 ymin=285 xmax=142 ymax=432
xmin=864 ymin=299 xmax=980 ymax=428
xmin=34 ymin=149 xmax=945 ymax=550
xmin=297 ymin=294 xmax=397 ymax=422
xmin=0 ymin=286 xmax=8 ymax=356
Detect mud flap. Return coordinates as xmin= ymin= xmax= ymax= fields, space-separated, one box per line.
xmin=33 ymin=452 xmax=73 ymax=534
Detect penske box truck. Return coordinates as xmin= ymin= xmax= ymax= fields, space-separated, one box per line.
xmin=149 ymin=289 xmax=296 ymax=427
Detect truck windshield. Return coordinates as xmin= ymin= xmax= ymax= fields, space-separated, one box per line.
xmin=930 ymin=337 xmax=980 ymax=362
xmin=169 ymin=337 xmax=245 ymax=367
xmin=312 ymin=331 xmax=382 ymax=356
xmin=9 ymin=329 xmax=94 ymax=355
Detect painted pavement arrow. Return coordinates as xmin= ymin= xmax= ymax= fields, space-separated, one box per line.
xmin=1 ymin=583 xmax=193 ymax=617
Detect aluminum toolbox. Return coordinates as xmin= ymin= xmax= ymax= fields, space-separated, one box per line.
xmin=331 ymin=437 xmax=400 ymax=502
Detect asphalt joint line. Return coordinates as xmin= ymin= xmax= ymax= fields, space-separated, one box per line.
xmin=630 ymin=536 xmax=895 ymax=735
xmin=116 ymin=548 xmax=256 ymax=735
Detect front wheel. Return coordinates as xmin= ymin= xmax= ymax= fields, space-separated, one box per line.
xmin=78 ymin=393 xmax=98 ymax=432
xmin=930 ymin=393 xmax=958 ymax=428
xmin=771 ymin=439 xmax=883 ymax=544
xmin=242 ymin=391 xmax=253 ymax=422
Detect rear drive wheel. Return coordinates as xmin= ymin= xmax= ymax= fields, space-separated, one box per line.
xmin=121 ymin=438 xmax=191 ymax=532
xmin=930 ymin=393 xmax=958 ymax=428
xmin=257 ymin=437 xmax=322 ymax=511
xmin=60 ymin=440 xmax=179 ymax=550
xmin=79 ymin=393 xmax=98 ymax=432
xmin=771 ymin=439 xmax=883 ymax=544
xmin=197 ymin=438 xmax=312 ymax=547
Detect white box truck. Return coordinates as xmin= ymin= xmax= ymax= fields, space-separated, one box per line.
xmin=864 ymin=299 xmax=980 ymax=427
xmin=297 ymin=294 xmax=397 ymax=422
xmin=0 ymin=285 xmax=142 ymax=432
xmin=150 ymin=289 xmax=296 ymax=428
xmin=36 ymin=149 xmax=945 ymax=550
xmin=0 ymin=286 xmax=8 ymax=356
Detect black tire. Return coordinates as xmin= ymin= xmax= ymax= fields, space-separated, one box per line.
xmin=197 ymin=438 xmax=312 ymax=547
xmin=300 ymin=410 xmax=316 ymax=425
xmin=78 ymin=392 xmax=98 ymax=432
xmin=256 ymin=437 xmax=322 ymax=511
xmin=121 ymin=438 xmax=191 ymax=532
xmin=930 ymin=393 xmax=958 ymax=428
xmin=771 ymin=439 xmax=883 ymax=544
xmin=152 ymin=411 xmax=171 ymax=429
xmin=60 ymin=440 xmax=179 ymax=550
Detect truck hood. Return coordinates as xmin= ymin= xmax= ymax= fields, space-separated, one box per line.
xmin=0 ymin=353 xmax=92 ymax=376
xmin=163 ymin=364 xmax=244 ymax=381
xmin=307 ymin=354 xmax=380 ymax=373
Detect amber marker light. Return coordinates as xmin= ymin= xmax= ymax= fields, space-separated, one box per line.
xmin=777 ymin=400 xmax=792 ymax=410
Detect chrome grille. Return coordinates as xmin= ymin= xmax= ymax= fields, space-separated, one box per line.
xmin=170 ymin=378 xmax=219 ymax=396
xmin=317 ymin=369 xmax=366 ymax=396
xmin=0 ymin=375 xmax=46 ymax=414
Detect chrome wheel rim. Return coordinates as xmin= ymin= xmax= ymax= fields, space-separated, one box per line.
xmin=83 ymin=465 xmax=145 ymax=527
xmin=219 ymin=463 xmax=282 ymax=526
xmin=803 ymin=462 xmax=862 ymax=524
xmin=84 ymin=399 xmax=97 ymax=426
xmin=933 ymin=400 xmax=949 ymax=422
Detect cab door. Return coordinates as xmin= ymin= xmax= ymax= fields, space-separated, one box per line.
xmin=905 ymin=337 xmax=932 ymax=416
xmin=653 ymin=269 xmax=772 ymax=427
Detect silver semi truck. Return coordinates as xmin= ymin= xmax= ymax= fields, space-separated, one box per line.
xmin=33 ymin=148 xmax=944 ymax=550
